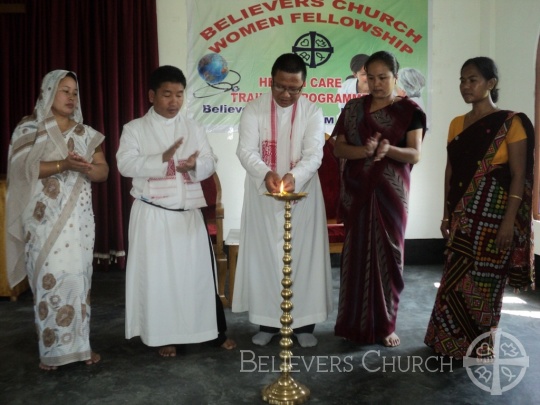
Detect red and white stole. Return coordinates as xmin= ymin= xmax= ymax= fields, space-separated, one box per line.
xmin=262 ymin=99 xmax=298 ymax=172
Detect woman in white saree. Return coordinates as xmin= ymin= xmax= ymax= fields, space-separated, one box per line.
xmin=6 ymin=70 xmax=108 ymax=370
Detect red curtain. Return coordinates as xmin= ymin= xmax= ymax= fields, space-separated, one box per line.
xmin=0 ymin=0 xmax=159 ymax=270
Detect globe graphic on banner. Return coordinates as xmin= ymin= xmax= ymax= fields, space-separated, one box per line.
xmin=197 ymin=53 xmax=229 ymax=84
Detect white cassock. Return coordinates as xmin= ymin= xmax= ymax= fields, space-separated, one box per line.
xmin=117 ymin=107 xmax=218 ymax=346
xmin=233 ymin=93 xmax=334 ymax=329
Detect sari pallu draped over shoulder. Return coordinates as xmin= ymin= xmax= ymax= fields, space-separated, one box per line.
xmin=334 ymin=95 xmax=426 ymax=344
xmin=424 ymin=110 xmax=534 ymax=359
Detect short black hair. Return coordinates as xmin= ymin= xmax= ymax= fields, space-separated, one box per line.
xmin=149 ymin=65 xmax=186 ymax=92
xmin=461 ymin=56 xmax=499 ymax=103
xmin=365 ymin=51 xmax=400 ymax=77
xmin=271 ymin=53 xmax=307 ymax=81
xmin=350 ymin=54 xmax=369 ymax=73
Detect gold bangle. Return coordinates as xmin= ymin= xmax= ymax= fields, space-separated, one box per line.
xmin=509 ymin=194 xmax=522 ymax=201
xmin=56 ymin=161 xmax=61 ymax=173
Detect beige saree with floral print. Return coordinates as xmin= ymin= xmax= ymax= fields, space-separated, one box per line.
xmin=6 ymin=70 xmax=104 ymax=366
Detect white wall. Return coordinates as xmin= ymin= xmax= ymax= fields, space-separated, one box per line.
xmin=488 ymin=1 xmax=540 ymax=252
xmin=156 ymin=0 xmax=539 ymax=241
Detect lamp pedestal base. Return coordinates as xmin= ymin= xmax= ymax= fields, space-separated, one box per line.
xmin=262 ymin=374 xmax=310 ymax=405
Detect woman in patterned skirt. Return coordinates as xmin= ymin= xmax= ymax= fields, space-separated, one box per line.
xmin=424 ymin=57 xmax=534 ymax=359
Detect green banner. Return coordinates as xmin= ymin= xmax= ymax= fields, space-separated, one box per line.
xmin=186 ymin=0 xmax=428 ymax=133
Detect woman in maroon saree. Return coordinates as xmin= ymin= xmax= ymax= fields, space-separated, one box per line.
xmin=333 ymin=51 xmax=427 ymax=347
xmin=425 ymin=57 xmax=534 ymax=359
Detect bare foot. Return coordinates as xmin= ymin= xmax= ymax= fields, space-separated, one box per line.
xmin=85 ymin=351 xmax=101 ymax=365
xmin=221 ymin=338 xmax=237 ymax=350
xmin=158 ymin=345 xmax=177 ymax=357
xmin=383 ymin=332 xmax=400 ymax=347
xmin=39 ymin=362 xmax=58 ymax=371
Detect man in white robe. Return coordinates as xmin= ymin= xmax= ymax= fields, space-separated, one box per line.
xmin=233 ymin=53 xmax=333 ymax=348
xmin=117 ymin=66 xmax=235 ymax=357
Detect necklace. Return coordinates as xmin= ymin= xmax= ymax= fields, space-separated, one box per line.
xmin=57 ymin=118 xmax=74 ymax=133
xmin=466 ymin=106 xmax=498 ymax=120
xmin=371 ymin=97 xmax=395 ymax=113
xmin=464 ymin=106 xmax=499 ymax=129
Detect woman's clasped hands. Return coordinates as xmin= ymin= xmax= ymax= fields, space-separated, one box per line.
xmin=365 ymin=132 xmax=390 ymax=161
xmin=65 ymin=151 xmax=93 ymax=173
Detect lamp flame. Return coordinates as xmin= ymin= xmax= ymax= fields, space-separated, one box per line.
xmin=280 ymin=181 xmax=284 ymax=194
